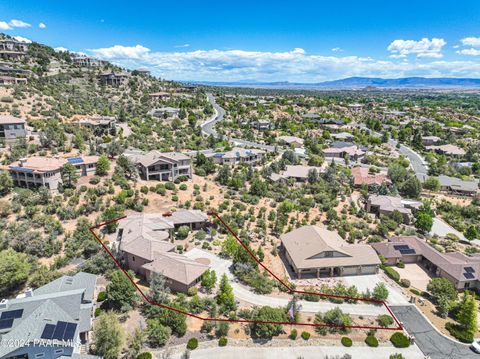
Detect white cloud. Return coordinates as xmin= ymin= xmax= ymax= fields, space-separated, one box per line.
xmin=461 ymin=37 xmax=480 ymax=48
xmin=174 ymin=44 xmax=190 ymax=48
xmin=457 ymin=48 xmax=480 ymax=56
xmin=13 ymin=36 xmax=32 ymax=44
xmin=89 ymin=44 xmax=150 ymax=59
xmin=331 ymin=47 xmax=343 ymax=52
xmin=54 ymin=47 xmax=69 ymax=52
xmin=39 ymin=22 xmax=46 ymax=29
xmin=9 ymin=19 xmax=31 ymax=28
xmin=87 ymin=44 xmax=480 ymax=82
xmin=387 ymin=38 xmax=446 ymax=58
xmin=0 ymin=21 xmax=12 ymax=30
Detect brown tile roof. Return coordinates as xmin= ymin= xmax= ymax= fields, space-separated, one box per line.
xmin=169 ymin=210 xmax=208 ymax=225
xmin=280 ymin=225 xmax=381 ymax=270
xmin=142 ymin=252 xmax=209 ymax=285
xmin=9 ymin=155 xmax=98 ymax=173
xmin=132 ymin=151 xmax=190 ymax=167
xmin=0 ymin=114 xmax=25 ymax=125
xmin=372 ymin=236 xmax=480 ymax=282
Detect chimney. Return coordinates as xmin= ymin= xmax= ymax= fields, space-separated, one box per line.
xmin=19 ymin=158 xmax=27 ymax=167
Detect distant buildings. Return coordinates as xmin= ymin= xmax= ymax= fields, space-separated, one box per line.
xmin=0 ymin=76 xmax=27 ymax=85
xmin=98 ymin=71 xmax=129 ymax=86
xmin=136 ymin=68 xmax=151 ymax=76
xmin=148 ymin=107 xmax=180 ymax=119
xmin=372 ymin=236 xmax=480 ymax=290
xmin=74 ymin=116 xmax=116 ymax=135
xmin=270 ymin=165 xmax=325 ymax=183
xmin=332 ymin=132 xmax=354 ymax=141
xmin=425 ymin=144 xmax=466 ymax=157
xmin=118 ymin=212 xmax=209 ymax=292
xmin=280 ymin=226 xmax=380 ymax=278
xmin=0 ymin=272 xmax=98 ymax=359
xmin=366 ymin=195 xmax=421 ymax=224
xmin=130 ymin=151 xmax=192 ymax=181
xmin=8 ymin=155 xmax=99 ymax=190
xmin=149 ymin=92 xmax=171 ymax=100
xmin=206 ymin=147 xmax=265 ymax=166
xmin=348 ymin=103 xmax=363 ymax=112
xmin=251 ymin=119 xmax=273 ymax=131
xmin=278 ymin=135 xmax=304 ymax=148
xmin=72 ymin=54 xmax=100 ymax=67
xmin=0 ymin=38 xmax=29 ymax=61
xmin=0 ymin=115 xmax=27 ymax=142
xmin=437 ymin=175 xmax=479 ymax=196
xmin=351 ymin=167 xmax=390 ymax=187
xmin=323 ymin=142 xmax=365 ymax=161
xmin=421 ymin=136 xmax=441 ymax=146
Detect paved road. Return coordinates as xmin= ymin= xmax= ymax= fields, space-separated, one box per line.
xmin=430 ymin=217 xmax=467 ymax=241
xmin=186 ymin=249 xmax=389 ymax=316
xmin=203 ymin=94 xmax=277 ymax=152
xmin=355 ymin=124 xmax=428 ymax=181
xmin=168 ymin=344 xmax=424 ymax=359
xmin=391 ymin=305 xmax=477 ymax=359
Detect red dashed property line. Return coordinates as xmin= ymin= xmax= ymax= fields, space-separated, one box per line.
xmin=89 ymin=213 xmax=403 ymax=331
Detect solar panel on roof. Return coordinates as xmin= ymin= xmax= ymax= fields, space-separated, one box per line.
xmin=464 ymin=272 xmax=475 ymax=279
xmin=52 ymin=321 xmax=67 ymax=340
xmin=67 ymin=157 xmax=83 ymax=164
xmin=0 ymin=318 xmax=14 ymax=330
xmin=399 ymin=249 xmax=416 ymax=255
xmin=465 ymin=267 xmax=475 ymax=273
xmin=63 ymin=322 xmax=77 ymax=340
xmin=41 ymin=324 xmax=55 ymax=339
xmin=0 ymin=309 xmax=23 ymax=320
xmin=393 ymin=245 xmax=410 ymax=251
xmin=9 ymin=166 xmax=34 ymax=173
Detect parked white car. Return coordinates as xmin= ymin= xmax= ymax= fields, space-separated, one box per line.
xmin=471 ymin=339 xmax=480 ymax=353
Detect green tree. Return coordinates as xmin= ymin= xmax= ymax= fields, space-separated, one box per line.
xmin=456 ymin=292 xmax=478 ymax=342
xmin=61 ymin=163 xmax=79 ymax=188
xmin=423 ymin=177 xmax=440 ymax=192
xmin=92 ymin=312 xmax=124 ymax=359
xmin=387 ymin=163 xmax=407 ymax=185
xmin=371 ymin=283 xmax=389 ymax=301
xmin=96 ymin=154 xmax=111 ymax=176
xmin=250 ymin=306 xmax=287 ymax=338
xmin=148 ymin=272 xmax=170 ymax=304
xmin=106 ymin=270 xmax=137 ymax=312
xmin=201 ymin=269 xmax=217 ymax=292
xmin=465 ymin=225 xmax=478 ymax=241
xmin=399 ymin=175 xmax=422 ymax=198
xmin=0 ymin=249 xmax=31 ymax=297
xmin=0 ymin=171 xmax=13 ymax=195
xmin=146 ymin=319 xmax=171 ymax=347
xmin=126 ymin=327 xmax=146 ymax=359
xmin=427 ymin=278 xmax=457 ymax=317
xmin=415 ymin=211 xmax=433 ymax=233
xmin=101 ymin=205 xmax=124 ymax=233
xmin=316 ymin=307 xmax=352 ymax=334
xmin=216 ymin=274 xmax=236 ymax=313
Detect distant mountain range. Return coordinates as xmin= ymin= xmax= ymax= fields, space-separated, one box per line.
xmin=191 ymin=77 xmax=480 ymax=89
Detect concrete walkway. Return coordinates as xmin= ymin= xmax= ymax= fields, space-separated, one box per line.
xmin=430 ymin=217 xmax=466 ymax=241
xmin=185 ymin=248 xmax=389 ymax=316
xmin=167 ymin=344 xmax=424 ymax=359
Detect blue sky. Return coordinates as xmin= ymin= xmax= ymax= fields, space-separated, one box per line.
xmin=2 ymin=0 xmax=480 ymax=82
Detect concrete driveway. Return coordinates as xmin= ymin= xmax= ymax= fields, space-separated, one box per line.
xmin=185 ymin=248 xmax=389 ymax=316
xmin=395 ymin=264 xmax=432 ymax=292
xmin=430 ymin=217 xmax=467 ymax=241
xmin=391 ymin=305 xmax=477 ymax=359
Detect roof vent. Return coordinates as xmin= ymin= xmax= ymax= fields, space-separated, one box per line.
xmin=19 ymin=158 xmax=27 ymax=167
xmin=25 ymin=288 xmax=33 ymax=297
xmin=0 ymin=299 xmax=8 ymax=309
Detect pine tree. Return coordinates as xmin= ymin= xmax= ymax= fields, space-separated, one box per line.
xmin=457 ymin=292 xmax=478 ymax=341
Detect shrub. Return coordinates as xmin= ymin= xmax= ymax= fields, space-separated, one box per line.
xmin=396 ymin=261 xmax=405 ymax=268
xmin=410 ymin=288 xmax=420 ymax=296
xmin=390 ymin=332 xmax=410 ymax=348
xmin=383 ymin=266 xmax=400 ymax=282
xmin=97 ymin=291 xmax=107 ymax=302
xmin=179 ymin=184 xmax=188 ymax=191
xmin=165 ymin=182 xmax=176 ymax=191
xmin=136 ymin=353 xmax=152 ymax=359
xmin=187 ymin=338 xmax=198 ymax=350
xmin=301 ymin=331 xmax=310 ymax=340
xmin=218 ymin=337 xmax=228 ymax=346
xmin=341 ymin=337 xmax=352 ymax=347
xmin=187 ymin=287 xmax=198 ymax=296
xmin=365 ymin=335 xmax=378 ymax=347
xmin=445 ymin=322 xmax=474 ymax=343
xmin=377 ymin=314 xmax=394 ymax=327
xmin=289 ymin=329 xmax=298 ymax=340
xmin=400 ymin=279 xmax=411 ymax=288
xmin=94 ymin=308 xmax=103 ymax=317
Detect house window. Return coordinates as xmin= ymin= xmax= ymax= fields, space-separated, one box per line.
xmin=324 ymin=251 xmax=333 ymax=258
xmin=35 ymin=354 xmax=45 ymax=358
xmin=132 ymin=256 xmax=135 ymax=262
xmin=465 ymin=282 xmax=471 ymax=289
